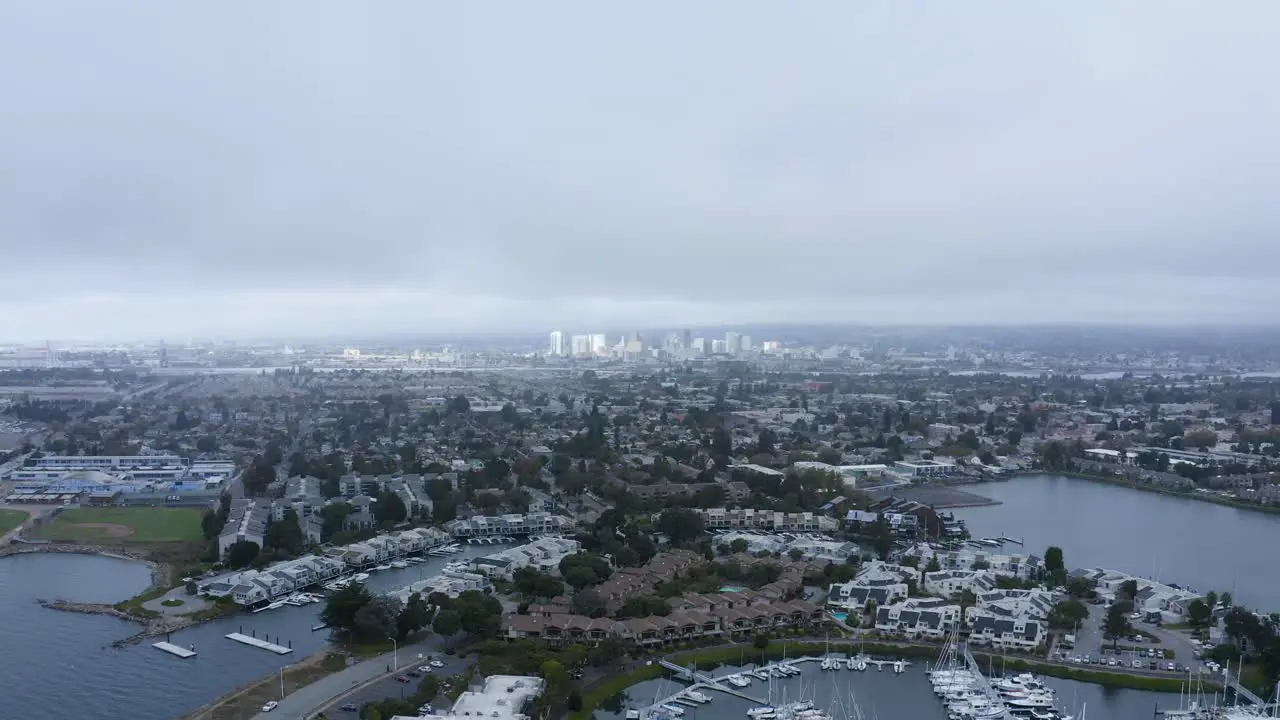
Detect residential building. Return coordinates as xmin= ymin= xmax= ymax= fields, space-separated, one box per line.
xmin=469 ymin=536 xmax=581 ymax=580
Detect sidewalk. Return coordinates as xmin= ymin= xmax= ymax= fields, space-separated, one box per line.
xmin=252 ymin=638 xmax=437 ymax=720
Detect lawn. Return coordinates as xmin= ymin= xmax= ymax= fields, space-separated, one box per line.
xmin=0 ymin=508 xmax=29 ymax=536
xmin=34 ymin=507 xmax=204 ymax=543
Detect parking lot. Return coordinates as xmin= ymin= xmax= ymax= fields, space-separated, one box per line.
xmin=1055 ymin=601 xmax=1222 ymax=677
xmin=317 ymin=651 xmax=475 ymax=716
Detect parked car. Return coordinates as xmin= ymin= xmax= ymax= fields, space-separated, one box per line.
xmin=429 ymin=660 xmax=445 ymax=668
xmin=418 ymin=665 xmax=433 ymax=673
xmin=395 ymin=675 xmax=412 ymax=683
xmin=262 ymin=701 xmax=278 ymax=712
xmin=407 ymin=669 xmax=422 ymax=677
xmin=340 ymin=704 xmax=359 ymax=712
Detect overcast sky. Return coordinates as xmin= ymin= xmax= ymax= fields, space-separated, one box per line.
xmin=3 ymin=1 xmax=1279 ymax=342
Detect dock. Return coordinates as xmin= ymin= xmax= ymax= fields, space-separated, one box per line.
xmin=152 ymin=641 xmax=197 ymax=658
xmin=225 ymin=632 xmax=293 ymax=655
xmin=656 ymin=659 xmax=769 ymax=705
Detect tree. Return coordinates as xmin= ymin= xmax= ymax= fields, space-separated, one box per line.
xmin=1047 ymin=599 xmax=1090 ymax=630
xmin=868 ymin=515 xmax=893 ymax=561
xmin=925 ymin=556 xmax=941 ymax=573
xmin=568 ymin=690 xmax=583 ymax=712
xmin=323 ymin=582 xmax=374 ymax=636
xmin=1043 ymin=546 xmax=1066 ymax=587
xmin=226 ymin=540 xmax=260 ymax=569
xmin=264 ymin=508 xmax=305 ymax=557
xmin=397 ymin=592 xmax=431 ymax=640
xmin=1119 ymin=579 xmax=1140 ymax=603
xmin=1104 ymin=604 xmax=1133 ymax=649
xmin=753 ymin=634 xmax=769 ymax=650
xmin=373 ymin=491 xmax=408 ymax=526
xmin=541 ymin=660 xmax=569 ymax=689
xmin=354 ymin=595 xmax=403 ymax=642
xmin=571 ymin=589 xmax=606 ymax=617
xmin=432 ymin=609 xmax=461 ymax=637
xmin=1187 ymin=599 xmax=1212 ymax=629
xmin=657 ymin=508 xmax=705 ymax=545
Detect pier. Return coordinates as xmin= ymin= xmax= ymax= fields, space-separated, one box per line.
xmin=152 ymin=641 xmax=196 ymax=658
xmin=225 ymin=632 xmax=293 ymax=655
xmin=657 ymin=659 xmax=769 ymax=705
xmin=1223 ymin=666 xmax=1264 ymax=706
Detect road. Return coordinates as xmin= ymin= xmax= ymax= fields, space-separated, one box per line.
xmin=250 ymin=635 xmax=462 ymax=720
xmin=312 ymin=650 xmax=475 ymax=718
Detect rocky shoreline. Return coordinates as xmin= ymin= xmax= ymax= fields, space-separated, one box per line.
xmin=36 ymin=597 xmax=198 ymax=645
xmin=8 ymin=542 xmax=199 ymax=645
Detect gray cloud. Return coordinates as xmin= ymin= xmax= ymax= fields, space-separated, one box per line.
xmin=2 ymin=1 xmax=1279 ymax=341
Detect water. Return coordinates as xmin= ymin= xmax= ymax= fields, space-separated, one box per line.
xmin=954 ymin=473 xmax=1280 ymax=611
xmin=591 ymin=660 xmax=1180 ymax=720
xmin=1 ymin=545 xmax=495 ymax=720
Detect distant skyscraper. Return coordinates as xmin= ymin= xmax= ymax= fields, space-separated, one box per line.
xmin=725 ymin=332 xmax=740 ymax=355
xmin=692 ymin=337 xmax=707 ymax=354
xmin=681 ymin=329 xmax=693 ymax=349
xmin=570 ymin=334 xmax=592 ymax=356
xmin=548 ymin=331 xmax=565 ymax=356
xmin=739 ymin=335 xmax=752 ymax=353
xmin=590 ymin=333 xmax=607 ymax=355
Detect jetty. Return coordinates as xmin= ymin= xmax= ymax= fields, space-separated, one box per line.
xmin=225 ymin=632 xmax=293 ymax=655
xmin=657 ymin=659 xmax=770 ymax=705
xmin=152 ymin=641 xmax=197 ymax=658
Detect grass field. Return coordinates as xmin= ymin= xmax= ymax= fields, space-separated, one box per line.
xmin=33 ymin=507 xmax=204 ymax=543
xmin=0 ymin=508 xmax=29 ymax=536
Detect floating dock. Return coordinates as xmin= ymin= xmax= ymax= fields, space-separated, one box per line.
xmin=225 ymin=632 xmax=293 ymax=655
xmin=152 ymin=641 xmax=197 ymax=658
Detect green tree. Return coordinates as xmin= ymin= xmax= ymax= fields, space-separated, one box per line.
xmin=925 ymin=555 xmax=941 ymax=573
xmin=753 ymin=634 xmax=769 ymax=650
xmin=432 ymin=609 xmax=461 ymax=637
xmin=658 ymin=508 xmax=706 ymax=544
xmin=541 ymin=660 xmax=569 ymax=689
xmin=322 ymin=582 xmax=374 ymax=636
xmin=1104 ymin=604 xmax=1133 ymax=649
xmin=868 ymin=515 xmax=893 ymax=561
xmin=1043 ymin=546 xmax=1066 ymax=586
xmin=226 ymin=540 xmax=260 ymax=569
xmin=1047 ymin=599 xmax=1090 ymax=630
xmin=373 ymin=491 xmax=407 ymax=526
xmin=1187 ymin=599 xmax=1212 ymax=628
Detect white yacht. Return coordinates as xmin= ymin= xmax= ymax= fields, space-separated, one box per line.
xmin=726 ymin=674 xmax=751 ymax=688
xmin=390 ymin=560 xmax=409 ymax=569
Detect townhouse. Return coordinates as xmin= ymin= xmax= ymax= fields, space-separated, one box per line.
xmin=922 ymin=569 xmax=997 ymax=597
xmin=874 ymin=598 xmax=962 ymax=640
xmin=199 ymin=554 xmax=347 ymax=605
xmin=470 ymin=536 xmax=581 ymax=581
xmin=906 ymin=543 xmax=1043 ymax=581
xmin=1070 ymin=568 xmax=1202 ymax=617
xmin=700 ymin=508 xmax=838 ymax=533
xmin=445 ymin=512 xmax=573 ymax=538
xmin=502 ymin=589 xmax=825 ymax=648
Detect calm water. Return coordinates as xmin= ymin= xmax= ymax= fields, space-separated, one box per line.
xmin=1 ymin=545 xmax=495 ymax=720
xmin=592 ymin=660 xmax=1185 ymax=720
xmin=955 ymin=474 xmax=1280 ymax=611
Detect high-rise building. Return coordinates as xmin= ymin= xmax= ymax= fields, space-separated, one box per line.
xmin=548 ymin=331 xmax=565 ymax=356
xmin=681 ymin=329 xmax=693 ymax=349
xmin=570 ymin=334 xmax=592 ymax=356
xmin=740 ymin=335 xmax=752 ymax=353
xmin=692 ymin=337 xmax=707 ymax=353
xmin=724 ymin=332 xmax=740 ymax=355
xmin=590 ymin=334 xmax=608 ymax=355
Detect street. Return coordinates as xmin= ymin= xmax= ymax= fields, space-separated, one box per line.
xmin=249 ymin=635 xmax=462 ymax=720
xmin=313 ymin=651 xmax=475 ymax=718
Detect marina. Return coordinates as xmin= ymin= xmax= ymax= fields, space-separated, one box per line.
xmin=225 ymin=632 xmax=294 ymax=655
xmin=636 ymin=655 xmax=918 ymax=720
xmin=152 ymin=641 xmax=197 ymax=659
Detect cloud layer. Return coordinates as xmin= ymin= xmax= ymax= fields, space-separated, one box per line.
xmin=3 ymin=1 xmax=1279 ymax=341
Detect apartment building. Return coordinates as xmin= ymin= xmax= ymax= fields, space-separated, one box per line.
xmin=445 ymin=512 xmax=573 ymax=538
xmin=470 ymin=537 xmax=581 ymax=580
xmin=700 ymin=508 xmax=838 ymax=533
xmin=873 ymin=598 xmax=962 ymax=640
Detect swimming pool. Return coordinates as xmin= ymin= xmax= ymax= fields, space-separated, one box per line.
xmin=831 ymin=611 xmax=849 ymax=623
xmin=719 ymin=586 xmax=745 ymax=593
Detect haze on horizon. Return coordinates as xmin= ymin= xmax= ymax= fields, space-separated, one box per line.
xmin=3 ymin=1 xmax=1280 ymax=344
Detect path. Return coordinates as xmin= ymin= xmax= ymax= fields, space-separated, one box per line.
xmin=142 ymin=586 xmax=212 ymax=616
xmin=251 ymin=637 xmax=442 ymax=720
